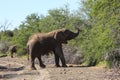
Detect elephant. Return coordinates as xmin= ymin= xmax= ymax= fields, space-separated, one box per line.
xmin=27 ymin=28 xmax=80 ymax=70
xmin=9 ymin=45 xmax=17 ymax=58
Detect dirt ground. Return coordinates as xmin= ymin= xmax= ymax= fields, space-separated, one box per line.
xmin=0 ymin=56 xmax=120 ymax=80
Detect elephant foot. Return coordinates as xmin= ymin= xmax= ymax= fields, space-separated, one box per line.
xmin=31 ymin=66 xmax=37 ymax=70
xmin=62 ymin=64 xmax=67 ymax=67
xmin=55 ymin=65 xmax=61 ymax=67
xmin=40 ymin=64 xmax=46 ymax=68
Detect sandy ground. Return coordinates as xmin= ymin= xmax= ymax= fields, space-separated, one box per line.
xmin=0 ymin=56 xmax=120 ymax=80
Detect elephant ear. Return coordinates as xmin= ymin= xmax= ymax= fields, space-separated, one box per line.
xmin=54 ymin=31 xmax=67 ymax=44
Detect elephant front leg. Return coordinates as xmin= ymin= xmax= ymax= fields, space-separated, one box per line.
xmin=55 ymin=46 xmax=67 ymax=67
xmin=59 ymin=54 xmax=67 ymax=67
xmin=54 ymin=53 xmax=60 ymax=67
xmin=37 ymin=56 xmax=46 ymax=68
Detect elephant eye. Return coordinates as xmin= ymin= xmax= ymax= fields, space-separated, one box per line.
xmin=62 ymin=32 xmax=66 ymax=36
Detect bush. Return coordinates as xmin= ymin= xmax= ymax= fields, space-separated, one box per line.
xmin=0 ymin=41 xmax=9 ymax=53
xmin=16 ymin=46 xmax=27 ymax=56
xmin=63 ymin=46 xmax=84 ymax=64
xmin=105 ymin=49 xmax=120 ymax=68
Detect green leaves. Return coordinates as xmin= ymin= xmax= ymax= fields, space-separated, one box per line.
xmin=79 ymin=0 xmax=120 ymax=66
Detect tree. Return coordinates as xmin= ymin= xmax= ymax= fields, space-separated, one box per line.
xmin=78 ymin=0 xmax=120 ymax=66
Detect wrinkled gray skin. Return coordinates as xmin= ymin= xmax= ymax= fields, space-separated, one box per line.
xmin=27 ymin=28 xmax=80 ymax=70
xmin=9 ymin=45 xmax=17 ymax=58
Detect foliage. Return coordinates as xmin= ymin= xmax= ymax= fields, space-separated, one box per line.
xmin=105 ymin=49 xmax=120 ymax=68
xmin=78 ymin=0 xmax=120 ymax=66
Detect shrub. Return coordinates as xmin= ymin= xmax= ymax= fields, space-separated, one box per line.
xmin=105 ymin=49 xmax=120 ymax=68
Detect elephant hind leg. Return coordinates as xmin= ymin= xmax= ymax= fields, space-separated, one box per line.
xmin=30 ymin=56 xmax=36 ymax=70
xmin=37 ymin=56 xmax=46 ymax=68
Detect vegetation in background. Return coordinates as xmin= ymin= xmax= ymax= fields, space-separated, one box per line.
xmin=78 ymin=0 xmax=120 ymax=67
xmin=0 ymin=0 xmax=119 ymax=68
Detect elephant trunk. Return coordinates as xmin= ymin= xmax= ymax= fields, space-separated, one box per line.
xmin=67 ymin=28 xmax=80 ymax=40
xmin=72 ymin=28 xmax=80 ymax=38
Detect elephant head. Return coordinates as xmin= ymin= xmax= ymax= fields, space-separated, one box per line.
xmin=54 ymin=28 xmax=80 ymax=44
